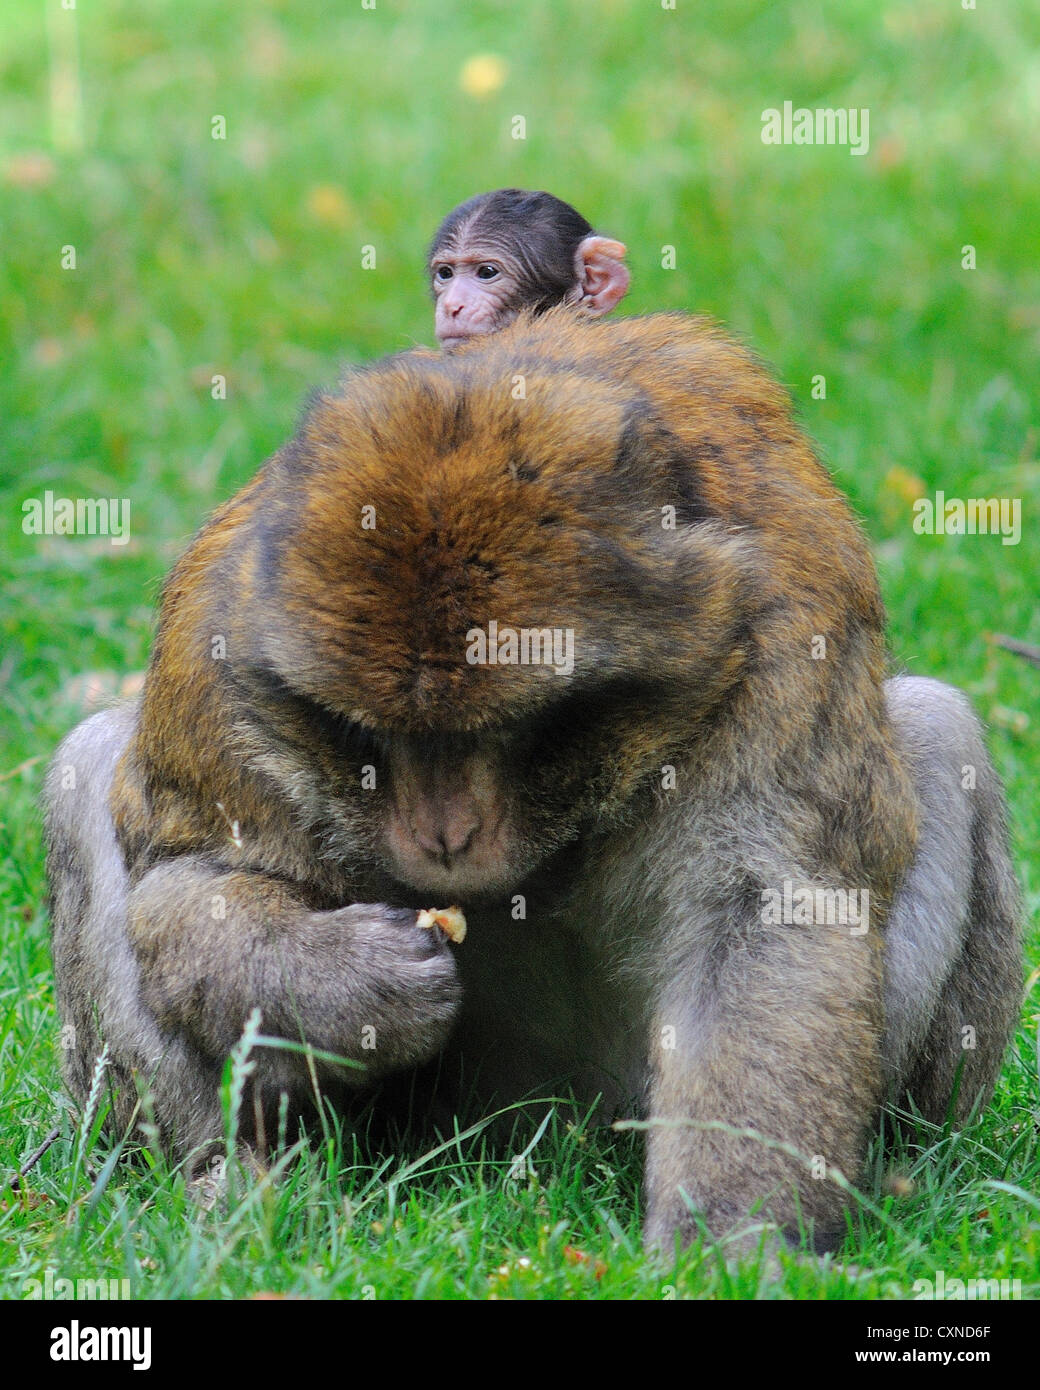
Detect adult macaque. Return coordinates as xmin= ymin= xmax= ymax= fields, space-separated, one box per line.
xmin=44 ymin=310 xmax=1022 ymax=1252
xmin=428 ymin=188 xmax=629 ymax=345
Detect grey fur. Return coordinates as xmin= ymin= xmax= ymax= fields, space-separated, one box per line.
xmin=43 ymin=672 xmax=1022 ymax=1243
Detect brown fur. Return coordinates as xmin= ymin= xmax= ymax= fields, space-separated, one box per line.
xmin=44 ymin=308 xmax=1021 ymax=1250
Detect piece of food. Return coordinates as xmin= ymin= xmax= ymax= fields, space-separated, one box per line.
xmin=416 ymin=905 xmax=467 ymax=944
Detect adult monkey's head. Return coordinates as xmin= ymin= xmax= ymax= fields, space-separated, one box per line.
xmin=428 ymin=189 xmax=630 ymax=347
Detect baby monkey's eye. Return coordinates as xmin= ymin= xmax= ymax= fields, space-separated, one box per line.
xmin=435 ymin=265 xmax=454 ymax=280
xmin=476 ymin=264 xmax=500 ymax=280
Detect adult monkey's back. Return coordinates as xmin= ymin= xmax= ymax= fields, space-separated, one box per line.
xmin=44 ymin=309 xmax=1022 ymax=1252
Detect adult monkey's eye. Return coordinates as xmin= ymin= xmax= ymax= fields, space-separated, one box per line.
xmin=436 ymin=265 xmax=453 ymax=280
xmin=476 ymin=264 xmax=499 ymax=280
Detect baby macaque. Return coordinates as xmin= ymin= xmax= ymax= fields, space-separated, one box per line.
xmin=428 ymin=188 xmax=629 ymax=346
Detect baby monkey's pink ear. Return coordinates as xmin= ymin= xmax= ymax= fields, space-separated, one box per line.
xmin=574 ymin=236 xmax=631 ymax=315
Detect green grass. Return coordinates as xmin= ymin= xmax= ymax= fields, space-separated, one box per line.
xmin=1 ymin=0 xmax=1037 ymax=1300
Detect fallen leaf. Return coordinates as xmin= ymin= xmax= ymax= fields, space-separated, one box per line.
xmin=3 ymin=152 xmax=56 ymax=188
xmin=306 ymin=184 xmax=355 ymax=229
xmin=459 ymin=54 xmax=508 ymax=98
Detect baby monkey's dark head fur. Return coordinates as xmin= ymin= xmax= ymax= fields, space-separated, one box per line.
xmin=428 ymin=189 xmax=629 ymax=346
